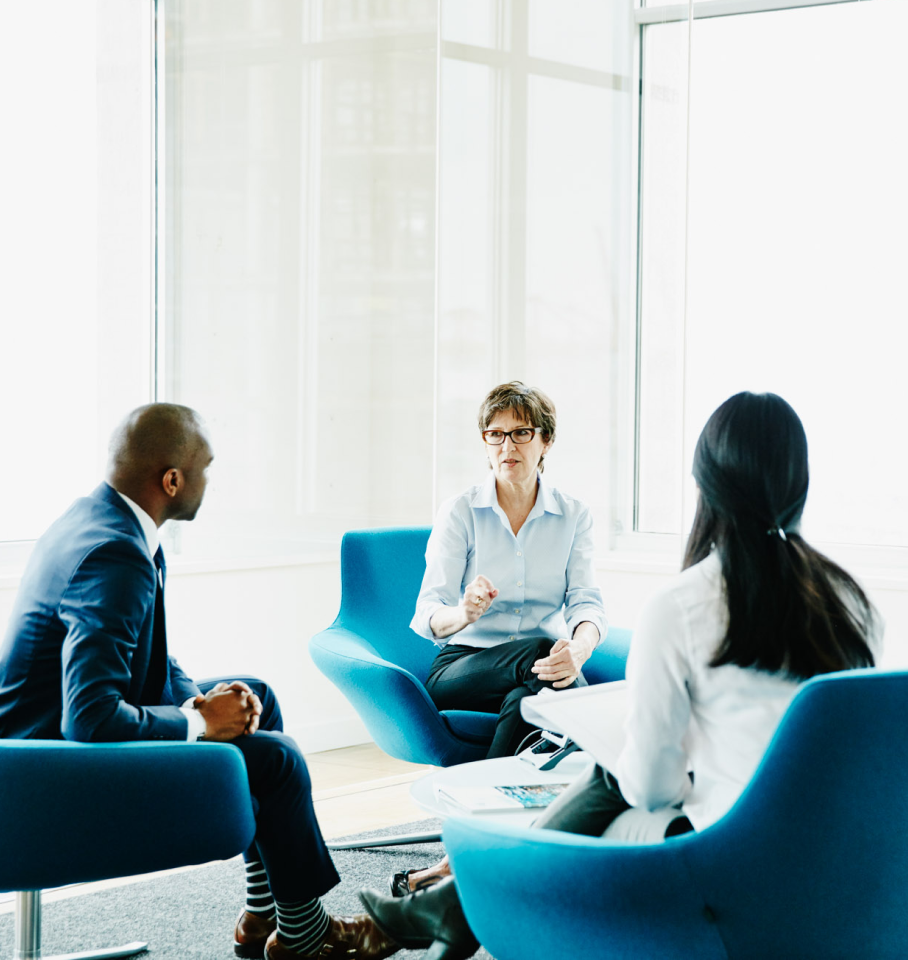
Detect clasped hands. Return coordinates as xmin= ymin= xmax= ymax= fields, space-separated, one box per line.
xmin=463 ymin=575 xmax=593 ymax=687
xmin=192 ymin=680 xmax=263 ymax=741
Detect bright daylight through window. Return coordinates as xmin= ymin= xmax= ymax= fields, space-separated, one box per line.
xmin=636 ymin=0 xmax=908 ymax=551
xmin=2 ymin=0 xmax=905 ymax=567
xmin=0 ymin=1 xmax=152 ymax=548
xmin=158 ymin=0 xmax=631 ymax=559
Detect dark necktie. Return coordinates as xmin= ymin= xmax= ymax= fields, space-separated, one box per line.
xmin=139 ymin=546 xmax=168 ymax=705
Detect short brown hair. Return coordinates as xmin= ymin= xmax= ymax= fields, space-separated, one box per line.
xmin=478 ymin=381 xmax=556 ymax=471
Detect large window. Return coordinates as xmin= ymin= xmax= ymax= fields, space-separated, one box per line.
xmin=636 ymin=0 xmax=908 ymax=552
xmin=7 ymin=0 xmax=901 ymax=569
xmin=0 ymin=1 xmax=153 ymax=547
xmin=158 ymin=0 xmax=634 ymax=558
xmin=437 ymin=0 xmax=634 ymax=546
xmin=157 ymin=1 xmax=438 ymax=558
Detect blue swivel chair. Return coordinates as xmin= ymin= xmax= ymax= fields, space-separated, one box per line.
xmin=309 ymin=526 xmax=631 ymax=848
xmin=445 ymin=669 xmax=908 ymax=960
xmin=0 ymin=740 xmax=256 ymax=960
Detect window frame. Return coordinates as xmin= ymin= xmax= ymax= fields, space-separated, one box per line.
xmin=624 ymin=0 xmax=908 ymax=580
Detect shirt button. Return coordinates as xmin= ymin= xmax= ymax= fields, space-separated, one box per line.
xmin=515 ymin=609 xmax=521 ymax=614
xmin=516 ymin=551 xmax=522 ymax=557
xmin=517 ymin=581 xmax=523 ymax=586
xmin=509 ymin=635 xmax=516 ymax=641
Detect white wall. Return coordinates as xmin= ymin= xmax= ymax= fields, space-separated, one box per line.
xmin=162 ymin=556 xmax=369 ymax=750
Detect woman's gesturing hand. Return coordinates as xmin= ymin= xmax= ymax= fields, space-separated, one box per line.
xmin=429 ymin=574 xmax=500 ymax=639
xmin=462 ymin=574 xmax=499 ymax=624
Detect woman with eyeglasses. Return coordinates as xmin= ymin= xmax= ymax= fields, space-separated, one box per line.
xmin=361 ymin=391 xmax=880 ymax=960
xmin=395 ymin=382 xmax=607 ymax=893
xmin=414 ymin=381 xmax=606 ymax=758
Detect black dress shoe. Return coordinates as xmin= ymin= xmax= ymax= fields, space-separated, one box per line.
xmin=388 ymin=868 xmax=445 ymax=898
xmin=359 ymin=876 xmax=479 ymax=960
xmin=389 ymin=870 xmax=413 ymax=898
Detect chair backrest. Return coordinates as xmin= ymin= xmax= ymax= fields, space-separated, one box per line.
xmin=333 ymin=526 xmax=631 ymax=686
xmin=333 ymin=526 xmax=436 ymax=682
xmin=451 ymin=669 xmax=908 ymax=960
xmin=684 ymin=668 xmax=908 ymax=958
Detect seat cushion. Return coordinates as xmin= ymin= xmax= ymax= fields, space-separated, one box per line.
xmin=439 ymin=709 xmax=497 ymax=744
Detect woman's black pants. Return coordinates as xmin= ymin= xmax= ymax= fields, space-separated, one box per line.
xmin=424 ymin=637 xmax=587 ymax=758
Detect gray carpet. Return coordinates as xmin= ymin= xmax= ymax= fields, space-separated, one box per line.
xmin=0 ymin=819 xmax=494 ymax=960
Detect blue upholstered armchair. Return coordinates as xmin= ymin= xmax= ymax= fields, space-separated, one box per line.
xmin=308 ymin=527 xmax=630 ymax=847
xmin=445 ymin=669 xmax=908 ymax=960
xmin=310 ymin=527 xmax=630 ymax=767
xmin=0 ymin=740 xmax=255 ymax=960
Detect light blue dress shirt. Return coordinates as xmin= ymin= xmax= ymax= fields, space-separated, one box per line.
xmin=411 ymin=473 xmax=607 ymax=649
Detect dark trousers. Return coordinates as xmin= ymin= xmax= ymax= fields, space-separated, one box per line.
xmin=534 ymin=762 xmax=694 ymax=838
xmin=198 ymin=677 xmax=339 ymax=903
xmin=424 ymin=638 xmax=587 ymax=759
xmin=532 ymin=762 xmax=631 ymax=834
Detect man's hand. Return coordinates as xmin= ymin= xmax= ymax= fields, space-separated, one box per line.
xmin=225 ymin=680 xmax=263 ymax=734
xmin=193 ymin=681 xmax=263 ymax=740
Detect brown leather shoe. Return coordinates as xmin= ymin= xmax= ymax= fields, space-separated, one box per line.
xmin=235 ymin=910 xmax=278 ymax=958
xmin=263 ymin=915 xmax=399 ymax=959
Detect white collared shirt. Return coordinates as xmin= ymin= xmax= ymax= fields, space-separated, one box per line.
xmin=113 ymin=489 xmax=205 ymax=741
xmin=411 ymin=473 xmax=607 ymax=648
xmin=115 ymin=489 xmax=159 ymax=559
xmin=615 ymin=551 xmax=883 ymax=830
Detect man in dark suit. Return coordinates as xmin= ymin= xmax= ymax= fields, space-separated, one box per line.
xmin=0 ymin=403 xmax=398 ymax=960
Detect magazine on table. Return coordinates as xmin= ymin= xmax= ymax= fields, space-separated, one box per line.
xmin=435 ymin=781 xmax=571 ymax=813
xmin=520 ymin=679 xmax=629 ymax=773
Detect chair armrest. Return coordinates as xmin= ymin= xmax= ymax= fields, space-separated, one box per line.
xmin=585 ymin=625 xmax=632 ymax=684
xmin=309 ymin=627 xmax=487 ymax=766
xmin=0 ymin=740 xmax=256 ymax=891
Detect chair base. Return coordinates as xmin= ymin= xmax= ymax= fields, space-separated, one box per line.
xmin=14 ymin=890 xmax=148 ymax=960
xmin=327 ymin=829 xmax=442 ymax=850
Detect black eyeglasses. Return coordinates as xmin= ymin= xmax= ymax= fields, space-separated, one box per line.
xmin=481 ymin=427 xmax=542 ymax=445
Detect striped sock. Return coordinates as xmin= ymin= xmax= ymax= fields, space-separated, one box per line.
xmin=244 ymin=859 xmax=275 ymax=919
xmin=275 ymin=898 xmax=331 ymax=955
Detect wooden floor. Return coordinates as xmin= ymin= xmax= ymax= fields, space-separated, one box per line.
xmin=310 ymin=743 xmax=435 ymax=839
xmin=0 ymin=743 xmax=435 ymax=914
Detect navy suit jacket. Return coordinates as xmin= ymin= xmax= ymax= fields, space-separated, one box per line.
xmin=0 ymin=482 xmax=200 ymax=741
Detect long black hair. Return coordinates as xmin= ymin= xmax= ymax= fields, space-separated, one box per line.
xmin=683 ymin=392 xmax=876 ymax=679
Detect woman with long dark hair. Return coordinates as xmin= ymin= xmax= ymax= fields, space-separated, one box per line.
xmin=358 ymin=391 xmax=880 ymax=960
xmin=607 ymin=390 xmax=877 ymax=835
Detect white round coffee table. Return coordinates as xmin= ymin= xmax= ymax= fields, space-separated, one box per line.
xmin=411 ymin=751 xmax=594 ymax=827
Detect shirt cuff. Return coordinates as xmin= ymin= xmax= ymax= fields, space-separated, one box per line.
xmin=410 ymin=602 xmax=447 ymax=644
xmin=180 ymin=703 xmax=207 ymax=741
xmin=567 ymin=609 xmax=607 ymax=644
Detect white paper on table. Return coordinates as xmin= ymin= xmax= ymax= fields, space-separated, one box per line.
xmin=520 ymin=680 xmax=629 ymax=773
